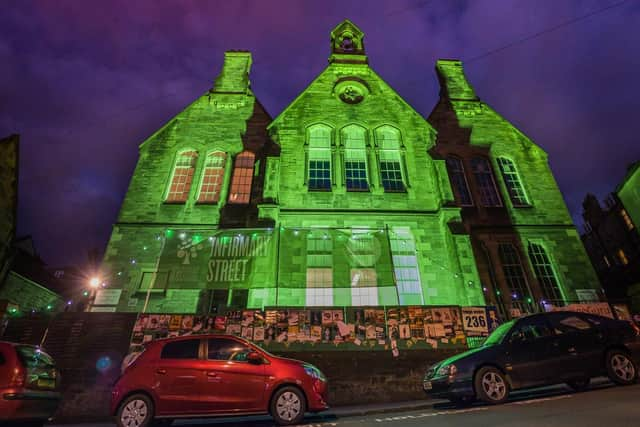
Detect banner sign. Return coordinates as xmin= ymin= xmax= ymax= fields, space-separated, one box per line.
xmin=550 ymin=302 xmax=614 ymax=318
xmin=158 ymin=229 xmax=277 ymax=289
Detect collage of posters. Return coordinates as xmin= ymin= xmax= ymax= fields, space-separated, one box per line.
xmin=128 ymin=306 xmax=482 ymax=353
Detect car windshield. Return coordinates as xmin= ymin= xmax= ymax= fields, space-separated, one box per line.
xmin=483 ymin=320 xmax=515 ymax=346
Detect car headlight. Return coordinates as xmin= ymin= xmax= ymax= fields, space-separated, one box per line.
xmin=436 ymin=364 xmax=457 ymax=378
xmin=303 ymin=364 xmax=326 ymax=381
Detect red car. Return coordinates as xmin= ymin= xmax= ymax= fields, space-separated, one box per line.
xmin=0 ymin=341 xmax=61 ymax=426
xmin=111 ymin=334 xmax=329 ymax=426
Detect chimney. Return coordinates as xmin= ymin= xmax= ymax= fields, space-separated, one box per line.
xmin=435 ymin=59 xmax=478 ymax=101
xmin=213 ymin=51 xmax=252 ymax=94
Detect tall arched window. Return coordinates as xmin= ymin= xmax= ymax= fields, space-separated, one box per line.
xmin=228 ymin=151 xmax=255 ymax=204
xmin=376 ymin=126 xmax=405 ymax=192
xmin=166 ymin=150 xmax=198 ymax=203
xmin=528 ymin=243 xmax=564 ymax=302
xmin=497 ymin=157 xmax=529 ymax=206
xmin=446 ymin=156 xmax=473 ymax=206
xmin=342 ymin=125 xmax=368 ymax=191
xmin=307 ymin=125 xmax=332 ymax=190
xmin=471 ymin=157 xmax=501 ymax=207
xmin=197 ymin=152 xmax=226 ymax=203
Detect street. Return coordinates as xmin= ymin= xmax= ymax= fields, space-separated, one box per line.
xmin=50 ymin=381 xmax=640 ymax=427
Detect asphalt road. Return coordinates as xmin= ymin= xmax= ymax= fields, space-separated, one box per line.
xmin=50 ymin=381 xmax=640 ymax=427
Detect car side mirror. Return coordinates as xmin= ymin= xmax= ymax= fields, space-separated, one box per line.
xmin=247 ymin=352 xmax=263 ymax=365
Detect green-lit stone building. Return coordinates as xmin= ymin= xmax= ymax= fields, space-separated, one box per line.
xmin=100 ymin=20 xmax=599 ymax=317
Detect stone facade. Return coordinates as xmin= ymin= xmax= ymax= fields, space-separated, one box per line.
xmin=101 ymin=20 xmax=598 ymax=316
xmin=428 ymin=60 xmax=601 ymax=316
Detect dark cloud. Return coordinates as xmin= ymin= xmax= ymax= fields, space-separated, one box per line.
xmin=1 ymin=0 xmax=639 ymax=265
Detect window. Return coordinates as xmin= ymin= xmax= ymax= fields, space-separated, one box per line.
xmin=471 ymin=157 xmax=501 ymax=207
xmin=390 ymin=227 xmax=424 ymax=305
xmin=621 ymin=209 xmax=635 ymax=231
xmin=228 ymin=151 xmax=255 ymax=204
xmin=138 ymin=271 xmax=169 ymax=293
xmin=197 ymin=152 xmax=226 ymax=203
xmin=229 ymin=289 xmax=248 ymax=307
xmin=207 ymin=338 xmax=252 ymax=362
xmin=308 ymin=125 xmax=332 ymax=190
xmin=548 ymin=314 xmax=593 ymax=334
xmin=498 ymin=244 xmax=532 ymax=311
xmin=377 ymin=127 xmax=405 ymax=192
xmin=528 ymin=243 xmax=564 ymax=302
xmin=342 ymin=125 xmax=368 ymax=191
xmin=497 ymin=158 xmax=529 ymax=206
xmin=306 ymin=232 xmax=333 ymax=306
xmin=509 ymin=317 xmax=553 ymax=342
xmin=166 ymin=150 xmax=198 ymax=203
xmin=446 ymin=157 xmax=473 ymax=206
xmin=348 ymin=229 xmax=378 ymax=305
xmin=161 ymin=339 xmax=200 ymax=359
xmin=617 ymin=248 xmax=629 ymax=266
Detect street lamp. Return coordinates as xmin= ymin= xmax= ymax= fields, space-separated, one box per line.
xmin=89 ymin=277 xmax=101 ymax=288
xmin=87 ymin=276 xmax=102 ymax=312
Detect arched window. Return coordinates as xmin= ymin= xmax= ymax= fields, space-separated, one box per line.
xmin=228 ymin=151 xmax=255 ymax=204
xmin=471 ymin=157 xmax=501 ymax=207
xmin=497 ymin=157 xmax=529 ymax=206
xmin=376 ymin=126 xmax=405 ymax=192
xmin=197 ymin=152 xmax=226 ymax=203
xmin=307 ymin=125 xmax=332 ymax=190
xmin=445 ymin=156 xmax=473 ymax=206
xmin=342 ymin=125 xmax=368 ymax=191
xmin=166 ymin=150 xmax=198 ymax=203
xmin=528 ymin=242 xmax=564 ymax=302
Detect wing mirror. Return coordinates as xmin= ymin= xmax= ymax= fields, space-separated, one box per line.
xmin=247 ymin=351 xmax=263 ymax=365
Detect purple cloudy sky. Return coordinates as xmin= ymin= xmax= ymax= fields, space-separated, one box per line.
xmin=1 ymin=0 xmax=639 ymax=267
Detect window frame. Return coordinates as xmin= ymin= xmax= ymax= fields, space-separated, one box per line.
xmin=375 ymin=126 xmax=407 ymax=193
xmin=527 ymin=242 xmax=564 ymax=303
xmin=341 ymin=124 xmax=370 ymax=192
xmin=497 ymin=157 xmax=530 ymax=207
xmin=306 ymin=125 xmax=333 ymax=191
xmin=471 ymin=157 xmax=502 ymax=207
xmin=197 ymin=151 xmax=227 ymax=204
xmin=165 ymin=150 xmax=199 ymax=204
xmin=445 ymin=156 xmax=474 ymax=206
xmin=228 ymin=151 xmax=255 ymax=204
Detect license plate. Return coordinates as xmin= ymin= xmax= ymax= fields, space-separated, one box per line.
xmin=37 ymin=378 xmax=55 ymax=389
xmin=423 ymin=381 xmax=432 ymax=391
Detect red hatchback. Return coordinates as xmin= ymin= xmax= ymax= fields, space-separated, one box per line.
xmin=111 ymin=334 xmax=329 ymax=426
xmin=0 ymin=341 xmax=61 ymax=426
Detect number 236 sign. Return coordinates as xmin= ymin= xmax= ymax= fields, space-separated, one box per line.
xmin=462 ymin=307 xmax=489 ymax=336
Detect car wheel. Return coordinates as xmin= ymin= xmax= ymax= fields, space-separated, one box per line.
xmin=474 ymin=367 xmax=509 ymax=404
xmin=116 ymin=393 xmax=154 ymax=427
xmin=270 ymin=386 xmax=306 ymax=426
xmin=567 ymin=378 xmax=590 ymax=392
xmin=606 ymin=350 xmax=637 ymax=385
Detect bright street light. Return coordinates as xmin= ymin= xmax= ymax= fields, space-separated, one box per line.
xmin=89 ymin=277 xmax=101 ymax=288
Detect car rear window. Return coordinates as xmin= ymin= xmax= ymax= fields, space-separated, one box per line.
xmin=160 ymin=339 xmax=200 ymax=359
xmin=15 ymin=346 xmax=55 ymax=368
xmin=550 ymin=315 xmax=593 ymax=334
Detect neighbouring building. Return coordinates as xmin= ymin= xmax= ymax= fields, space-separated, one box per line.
xmin=581 ymin=162 xmax=640 ymax=310
xmin=99 ymin=20 xmax=600 ymax=316
xmin=0 ymin=135 xmax=65 ymax=318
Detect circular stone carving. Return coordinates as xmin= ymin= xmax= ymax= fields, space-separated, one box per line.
xmin=334 ymin=79 xmax=369 ymax=104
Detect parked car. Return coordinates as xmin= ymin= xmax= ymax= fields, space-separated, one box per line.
xmin=111 ymin=334 xmax=329 ymax=426
xmin=423 ymin=311 xmax=640 ymax=405
xmin=0 ymin=341 xmax=61 ymax=426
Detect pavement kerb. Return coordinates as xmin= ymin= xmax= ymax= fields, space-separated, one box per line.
xmin=324 ymin=399 xmax=446 ymax=418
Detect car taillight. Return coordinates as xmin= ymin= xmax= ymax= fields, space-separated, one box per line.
xmin=9 ymin=367 xmax=26 ymax=388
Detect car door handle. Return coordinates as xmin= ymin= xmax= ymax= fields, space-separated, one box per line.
xmin=156 ymin=369 xmax=167 ymax=375
xmin=568 ymin=347 xmax=577 ymax=354
xmin=206 ymin=371 xmax=219 ymax=377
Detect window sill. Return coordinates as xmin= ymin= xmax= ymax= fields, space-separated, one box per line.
xmin=195 ymin=201 xmax=220 ymax=205
xmin=163 ymin=201 xmax=187 ymax=205
xmin=383 ymin=189 xmax=407 ymax=193
xmin=308 ymin=188 xmax=332 ymax=192
xmin=346 ymin=188 xmax=370 ymax=192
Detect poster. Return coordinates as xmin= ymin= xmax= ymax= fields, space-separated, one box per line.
xmin=551 ymin=303 xmax=614 ymax=318
xmin=461 ymin=307 xmax=489 ymax=336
